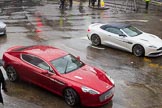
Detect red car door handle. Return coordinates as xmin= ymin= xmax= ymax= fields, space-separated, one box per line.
xmin=50 ymin=78 xmax=65 ymax=86
xmin=50 ymin=78 xmax=55 ymax=81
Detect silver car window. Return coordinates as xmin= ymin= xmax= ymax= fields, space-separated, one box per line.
xmin=21 ymin=54 xmax=52 ymax=72
xmin=122 ymin=26 xmax=142 ymax=37
xmin=106 ymin=27 xmax=123 ymax=35
xmin=51 ymin=54 xmax=84 ymax=74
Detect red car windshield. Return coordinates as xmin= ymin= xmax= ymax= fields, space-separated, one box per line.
xmin=50 ymin=54 xmax=84 ymax=74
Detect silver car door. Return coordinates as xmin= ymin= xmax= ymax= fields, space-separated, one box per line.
xmin=104 ymin=27 xmax=131 ymax=51
xmin=112 ymin=35 xmax=132 ymax=51
xmin=99 ymin=29 xmax=113 ymax=45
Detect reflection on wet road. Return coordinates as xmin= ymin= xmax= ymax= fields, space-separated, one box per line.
xmin=0 ymin=0 xmax=162 ymax=108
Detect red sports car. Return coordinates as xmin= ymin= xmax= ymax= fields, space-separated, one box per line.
xmin=2 ymin=45 xmax=115 ymax=107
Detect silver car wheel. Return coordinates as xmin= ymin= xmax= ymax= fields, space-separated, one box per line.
xmin=133 ymin=45 xmax=144 ymax=57
xmin=64 ymin=88 xmax=79 ymax=106
xmin=6 ymin=66 xmax=18 ymax=82
xmin=91 ymin=34 xmax=101 ymax=46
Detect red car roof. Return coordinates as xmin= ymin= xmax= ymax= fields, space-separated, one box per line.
xmin=13 ymin=45 xmax=68 ymax=61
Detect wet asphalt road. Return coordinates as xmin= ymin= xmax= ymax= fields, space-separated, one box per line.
xmin=0 ymin=0 xmax=162 ymax=108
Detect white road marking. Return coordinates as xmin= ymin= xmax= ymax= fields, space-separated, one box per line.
xmin=80 ymin=36 xmax=88 ymax=40
xmin=91 ymin=45 xmax=105 ymax=50
xmin=115 ymin=19 xmax=148 ymax=22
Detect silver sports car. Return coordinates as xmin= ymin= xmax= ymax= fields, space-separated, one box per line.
xmin=87 ymin=23 xmax=162 ymax=57
xmin=0 ymin=21 xmax=6 ymax=35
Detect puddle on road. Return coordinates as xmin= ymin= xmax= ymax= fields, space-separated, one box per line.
xmin=124 ymin=81 xmax=162 ymax=108
xmin=27 ymin=33 xmax=46 ymax=42
xmin=41 ymin=17 xmax=85 ymax=32
xmin=61 ymin=36 xmax=72 ymax=39
xmin=5 ymin=80 xmax=70 ymax=108
xmin=0 ymin=0 xmax=162 ymax=108
xmin=144 ymin=57 xmax=162 ymax=69
xmin=0 ymin=35 xmax=7 ymax=44
xmin=86 ymin=44 xmax=162 ymax=107
xmin=7 ymin=27 xmax=29 ymax=33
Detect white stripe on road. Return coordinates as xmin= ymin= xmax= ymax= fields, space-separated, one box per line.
xmin=91 ymin=45 xmax=105 ymax=50
xmin=79 ymin=37 xmax=105 ymax=49
xmin=80 ymin=36 xmax=88 ymax=40
xmin=116 ymin=19 xmax=148 ymax=22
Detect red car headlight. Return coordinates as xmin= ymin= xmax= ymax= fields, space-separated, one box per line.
xmin=106 ymin=74 xmax=115 ymax=85
xmin=81 ymin=86 xmax=100 ymax=95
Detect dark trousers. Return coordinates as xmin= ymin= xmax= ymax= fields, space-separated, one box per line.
xmin=89 ymin=0 xmax=91 ymax=6
xmin=145 ymin=1 xmax=149 ymax=10
xmin=60 ymin=0 xmax=65 ymax=9
xmin=98 ymin=0 xmax=100 ymax=7
xmin=0 ymin=86 xmax=3 ymax=104
xmin=92 ymin=0 xmax=96 ymax=7
xmin=0 ymin=69 xmax=5 ymax=104
xmin=69 ymin=0 xmax=72 ymax=7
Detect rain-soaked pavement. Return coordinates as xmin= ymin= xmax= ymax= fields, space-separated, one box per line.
xmin=0 ymin=0 xmax=162 ymax=108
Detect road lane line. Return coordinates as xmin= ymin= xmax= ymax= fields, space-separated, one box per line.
xmin=144 ymin=57 xmax=162 ymax=69
xmin=80 ymin=36 xmax=88 ymax=40
xmin=115 ymin=19 xmax=148 ymax=22
xmin=91 ymin=45 xmax=105 ymax=50
xmin=144 ymin=58 xmax=152 ymax=63
xmin=149 ymin=63 xmax=159 ymax=68
xmin=160 ymin=66 xmax=162 ymax=69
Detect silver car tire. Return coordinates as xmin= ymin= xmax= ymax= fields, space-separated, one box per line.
xmin=133 ymin=45 xmax=145 ymax=57
xmin=91 ymin=34 xmax=101 ymax=46
xmin=63 ymin=88 xmax=79 ymax=106
xmin=6 ymin=66 xmax=18 ymax=82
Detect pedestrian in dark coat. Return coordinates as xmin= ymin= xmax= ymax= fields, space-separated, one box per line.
xmin=91 ymin=0 xmax=96 ymax=7
xmin=69 ymin=0 xmax=73 ymax=7
xmin=0 ymin=69 xmax=7 ymax=105
xmin=59 ymin=0 xmax=65 ymax=9
xmin=145 ymin=0 xmax=150 ymax=10
xmin=98 ymin=0 xmax=101 ymax=7
xmin=89 ymin=0 xmax=91 ymax=6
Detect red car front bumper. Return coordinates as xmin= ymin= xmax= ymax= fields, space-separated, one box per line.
xmin=80 ymin=87 xmax=114 ymax=107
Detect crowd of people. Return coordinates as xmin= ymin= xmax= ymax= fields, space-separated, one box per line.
xmin=89 ymin=0 xmax=102 ymax=7
xmin=59 ymin=0 xmax=73 ymax=9
xmin=59 ymin=0 xmax=103 ymax=9
xmin=59 ymin=0 xmax=152 ymax=10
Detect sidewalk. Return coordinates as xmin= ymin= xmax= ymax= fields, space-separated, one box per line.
xmin=104 ymin=0 xmax=162 ymax=12
xmin=152 ymin=0 xmax=162 ymax=5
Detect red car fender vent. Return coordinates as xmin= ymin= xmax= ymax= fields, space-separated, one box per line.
xmin=88 ymin=29 xmax=90 ymax=32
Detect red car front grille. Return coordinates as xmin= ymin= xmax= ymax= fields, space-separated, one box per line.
xmin=99 ymin=87 xmax=114 ymax=102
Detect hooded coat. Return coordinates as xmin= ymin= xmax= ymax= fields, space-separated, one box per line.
xmin=0 ymin=69 xmax=6 ymax=104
